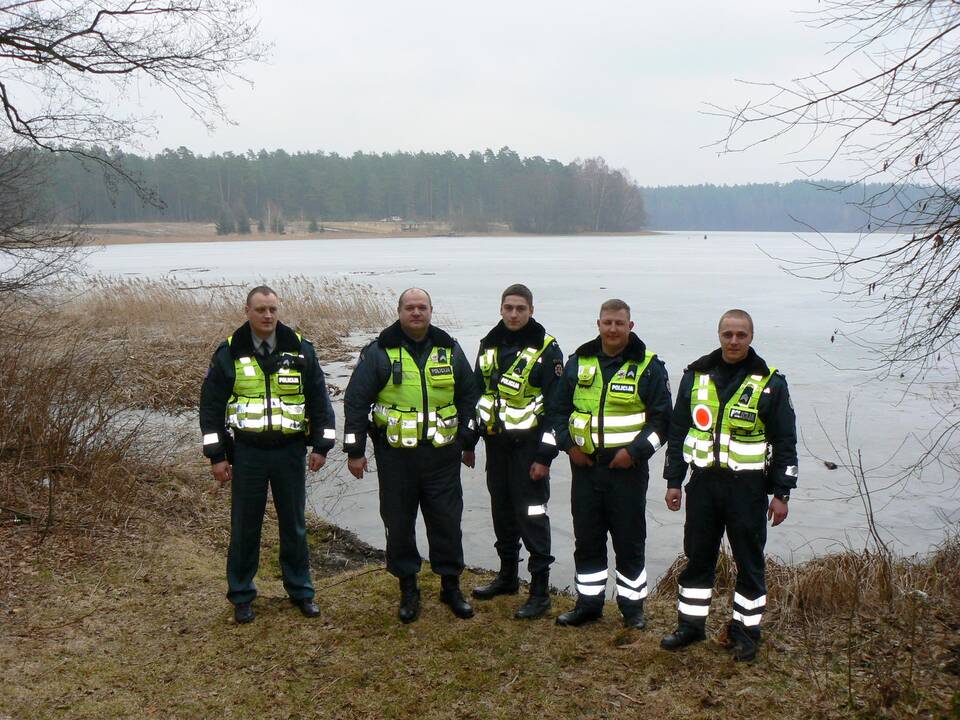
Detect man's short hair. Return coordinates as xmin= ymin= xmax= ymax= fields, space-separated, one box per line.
xmin=398 ymin=287 xmax=433 ymax=310
xmin=718 ymin=308 xmax=754 ymax=333
xmin=501 ymin=283 xmax=533 ymax=306
xmin=600 ymin=298 xmax=631 ymax=318
xmin=246 ymin=285 xmax=278 ymax=305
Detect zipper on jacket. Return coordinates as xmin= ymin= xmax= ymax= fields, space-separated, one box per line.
xmin=264 ymin=358 xmax=273 ymax=432
xmin=418 ymin=345 xmax=430 ymax=444
xmin=597 ymin=369 xmax=609 ymax=451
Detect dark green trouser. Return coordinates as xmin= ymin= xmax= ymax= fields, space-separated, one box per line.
xmin=227 ymin=439 xmax=313 ymax=604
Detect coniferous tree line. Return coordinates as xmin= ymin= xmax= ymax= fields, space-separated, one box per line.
xmin=39 ymin=146 xmax=935 ymax=233
xmin=42 ymin=146 xmax=646 ymax=233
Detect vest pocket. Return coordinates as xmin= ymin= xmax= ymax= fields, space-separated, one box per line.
xmin=385 ymin=408 xmax=420 ymax=448
xmin=432 ymin=404 xmax=459 ymax=447
xmin=568 ymin=411 xmax=596 ymax=454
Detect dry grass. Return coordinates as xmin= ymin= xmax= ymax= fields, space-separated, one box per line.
xmin=42 ymin=275 xmax=391 ymax=410
xmin=0 ymin=275 xmax=390 ymax=585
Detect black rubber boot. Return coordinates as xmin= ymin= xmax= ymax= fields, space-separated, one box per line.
xmin=471 ymin=560 xmax=520 ymax=600
xmin=398 ymin=575 xmax=420 ymax=624
xmin=515 ymin=570 xmax=551 ymax=620
xmin=440 ymin=575 xmax=475 ymax=619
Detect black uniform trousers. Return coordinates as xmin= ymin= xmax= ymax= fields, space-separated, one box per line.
xmin=373 ymin=437 xmax=465 ymax=579
xmin=483 ymin=432 xmax=554 ymax=574
xmin=677 ymin=469 xmax=768 ymax=639
xmin=570 ymin=457 xmax=649 ymax=613
xmin=227 ymin=439 xmax=313 ymax=604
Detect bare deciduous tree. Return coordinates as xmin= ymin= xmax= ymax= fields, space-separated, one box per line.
xmin=0 ymin=0 xmax=265 ymax=294
xmin=712 ymin=0 xmax=960 ymax=477
xmin=713 ymin=0 xmax=959 ymax=377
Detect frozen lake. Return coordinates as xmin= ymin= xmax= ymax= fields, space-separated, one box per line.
xmin=84 ymin=231 xmax=960 ymax=590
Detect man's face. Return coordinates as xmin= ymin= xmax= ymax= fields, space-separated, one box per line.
xmin=398 ymin=290 xmax=432 ymax=335
xmin=718 ymin=316 xmax=753 ymax=363
xmin=500 ymin=294 xmax=533 ymax=331
xmin=245 ymin=292 xmax=279 ymax=339
xmin=597 ymin=309 xmax=633 ymax=351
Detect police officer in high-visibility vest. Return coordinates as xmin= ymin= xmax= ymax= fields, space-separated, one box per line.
xmin=471 ymin=284 xmax=563 ymax=620
xmin=343 ymin=288 xmax=480 ymax=623
xmin=661 ymin=309 xmax=797 ymax=662
xmin=200 ymin=285 xmax=336 ymax=625
xmin=552 ymin=299 xmax=672 ymax=629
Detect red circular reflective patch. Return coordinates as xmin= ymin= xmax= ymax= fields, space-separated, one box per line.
xmin=693 ymin=404 xmax=713 ymax=430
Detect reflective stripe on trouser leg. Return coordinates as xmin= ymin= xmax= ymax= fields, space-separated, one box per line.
xmin=677 ymin=584 xmax=712 ymax=621
xmin=615 ymin=569 xmax=647 ymax=602
xmin=576 ymin=568 xmax=608 ymax=597
xmin=732 ymin=591 xmax=765 ymax=627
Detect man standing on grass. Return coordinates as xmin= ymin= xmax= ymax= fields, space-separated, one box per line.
xmin=552 ymin=299 xmax=672 ymax=629
xmin=661 ymin=309 xmax=797 ymax=662
xmin=342 ymin=288 xmax=480 ymax=623
xmin=200 ymin=285 xmax=336 ymax=624
xmin=471 ymin=284 xmax=563 ymax=619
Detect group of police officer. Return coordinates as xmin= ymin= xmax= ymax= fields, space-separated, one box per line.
xmin=200 ymin=283 xmax=797 ymax=663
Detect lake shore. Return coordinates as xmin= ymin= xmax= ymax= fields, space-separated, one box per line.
xmin=81 ymin=220 xmax=660 ymax=246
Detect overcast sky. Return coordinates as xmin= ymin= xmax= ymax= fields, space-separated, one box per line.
xmin=134 ymin=1 xmax=859 ymax=186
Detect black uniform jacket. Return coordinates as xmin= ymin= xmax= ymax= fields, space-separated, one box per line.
xmin=550 ymin=332 xmax=672 ymax=465
xmin=342 ymin=321 xmax=480 ymax=459
xmin=473 ymin=318 xmax=564 ymax=466
xmin=663 ymin=347 xmax=798 ymax=496
xmin=199 ymin=320 xmax=336 ymax=464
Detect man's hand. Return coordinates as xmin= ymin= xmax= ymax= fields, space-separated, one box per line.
xmin=529 ymin=462 xmax=549 ymax=481
xmin=567 ymin=446 xmax=594 ymax=467
xmin=665 ymin=488 xmax=682 ymax=512
xmin=348 ymin=456 xmax=367 ymax=479
xmin=212 ymin=460 xmax=232 ymax=487
xmin=461 ymin=451 xmax=475 ymax=468
xmin=308 ymin=452 xmax=326 ymax=472
xmin=768 ymin=497 xmax=789 ymax=526
xmin=608 ymin=448 xmax=635 ymax=469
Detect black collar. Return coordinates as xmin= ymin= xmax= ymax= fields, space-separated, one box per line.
xmin=377 ymin=320 xmax=455 ymax=349
xmin=228 ymin=321 xmax=301 ymax=359
xmin=478 ymin=318 xmax=547 ymax=351
xmin=575 ymin=332 xmax=647 ymax=361
xmin=686 ymin=347 xmax=770 ymax=375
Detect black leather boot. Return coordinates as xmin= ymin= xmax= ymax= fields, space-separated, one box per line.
xmin=515 ymin=570 xmax=551 ymax=619
xmin=555 ymin=597 xmax=603 ymax=627
xmin=471 ymin=560 xmax=520 ymax=599
xmin=620 ymin=600 xmax=646 ymax=630
xmin=398 ymin=575 xmax=420 ymax=624
xmin=440 ymin=575 xmax=475 ymax=619
xmin=729 ymin=621 xmax=761 ymax=662
xmin=660 ymin=620 xmax=706 ymax=651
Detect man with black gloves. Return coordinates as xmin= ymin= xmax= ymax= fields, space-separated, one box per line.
xmin=661 ymin=309 xmax=797 ymax=663
xmin=200 ymin=285 xmax=336 ymax=625
xmin=343 ymin=288 xmax=480 ymax=624
xmin=552 ymin=299 xmax=671 ymax=629
xmin=471 ymin=284 xmax=563 ymax=620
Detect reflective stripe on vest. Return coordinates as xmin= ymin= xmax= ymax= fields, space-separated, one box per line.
xmin=476 ymin=335 xmax=554 ymax=433
xmin=226 ymin=334 xmax=307 ymax=435
xmin=568 ymin=351 xmax=655 ymax=453
xmin=372 ymin=345 xmax=458 ymax=448
xmin=682 ymin=369 xmax=775 ymax=471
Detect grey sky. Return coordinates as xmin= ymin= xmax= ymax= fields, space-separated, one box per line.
xmin=134 ymin=1 xmax=856 ymax=186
